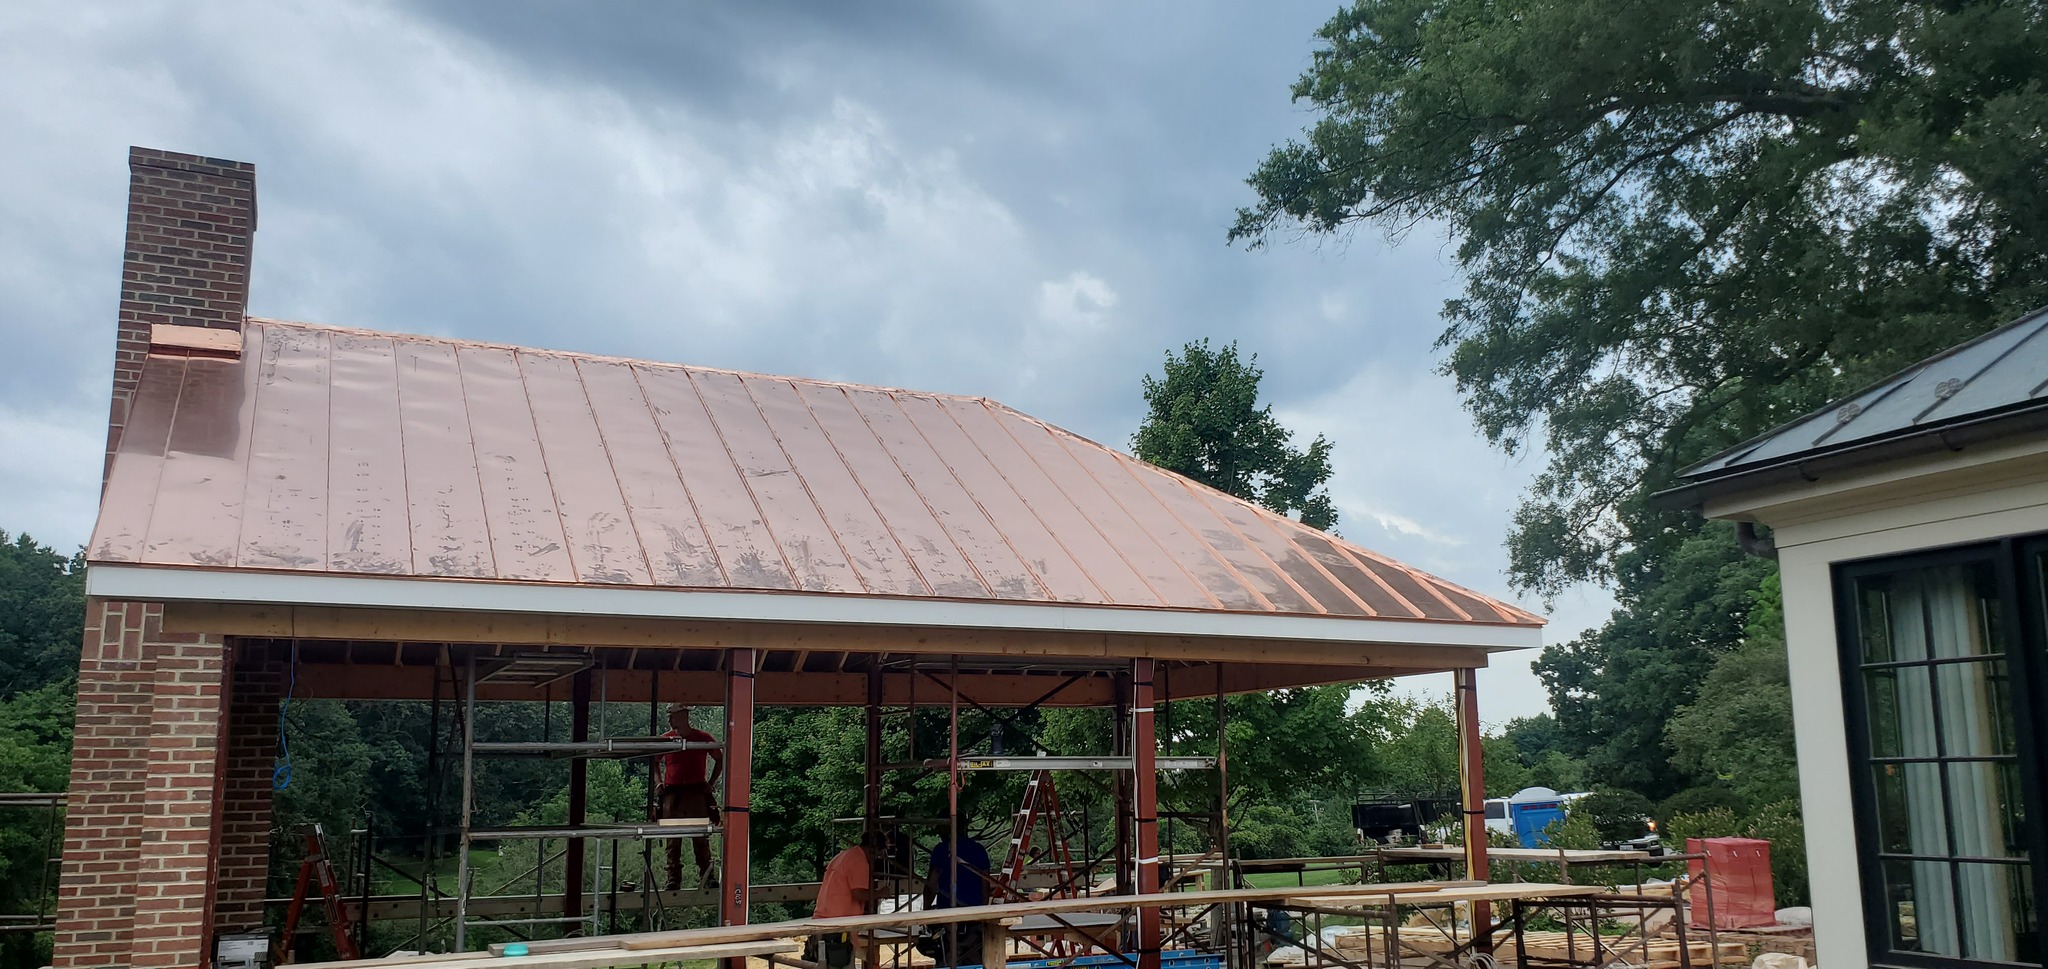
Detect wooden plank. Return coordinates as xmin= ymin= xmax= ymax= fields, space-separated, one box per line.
xmin=292 ymin=953 xmax=492 ymax=969
xmin=303 ymin=940 xmax=797 ymax=969
xmin=618 ymin=881 xmax=1473 ymax=951
xmin=1299 ymin=881 xmax=1598 ymax=907
xmin=1378 ymin=846 xmax=1652 ymax=864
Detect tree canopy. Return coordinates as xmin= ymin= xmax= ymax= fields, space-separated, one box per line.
xmin=1132 ymin=339 xmax=1339 ymax=531
xmin=1235 ymin=0 xmax=2048 ymax=595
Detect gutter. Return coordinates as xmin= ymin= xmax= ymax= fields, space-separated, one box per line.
xmin=1652 ymin=403 xmax=2048 ymax=513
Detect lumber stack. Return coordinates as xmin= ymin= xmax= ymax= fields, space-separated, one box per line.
xmin=1326 ymin=927 xmax=1747 ymax=967
xmin=1515 ymin=930 xmax=1746 ymax=967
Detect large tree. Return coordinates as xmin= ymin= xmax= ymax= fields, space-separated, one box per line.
xmin=1234 ymin=0 xmax=2048 ymax=596
xmin=1133 ymin=339 xmax=1339 ymax=531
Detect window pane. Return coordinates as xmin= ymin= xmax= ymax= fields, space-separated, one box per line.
xmin=1875 ymin=762 xmax=1950 ymax=856
xmin=1937 ymin=659 xmax=2015 ymax=757
xmin=1886 ymin=858 xmax=1960 ymax=956
xmin=1865 ymin=666 xmax=1936 ymax=759
xmin=1947 ymin=762 xmax=2028 ymax=860
xmin=1857 ymin=563 xmax=2003 ymax=662
xmin=1956 ymin=863 xmax=2030 ymax=961
xmin=1860 ymin=577 xmax=1910 ymax=662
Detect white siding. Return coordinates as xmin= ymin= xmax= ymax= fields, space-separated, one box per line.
xmin=1707 ymin=448 xmax=2048 ymax=968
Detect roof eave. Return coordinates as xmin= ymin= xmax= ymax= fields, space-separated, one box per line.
xmin=84 ymin=562 xmax=1543 ymax=652
xmin=1654 ymin=402 xmax=2048 ymax=513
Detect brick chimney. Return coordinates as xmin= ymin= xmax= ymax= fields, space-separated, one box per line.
xmin=105 ymin=147 xmax=256 ymax=486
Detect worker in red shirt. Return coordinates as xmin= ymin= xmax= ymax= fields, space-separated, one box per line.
xmin=655 ymin=703 xmax=723 ymax=891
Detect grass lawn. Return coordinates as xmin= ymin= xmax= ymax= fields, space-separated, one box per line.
xmin=1242 ymin=867 xmax=1353 ymax=889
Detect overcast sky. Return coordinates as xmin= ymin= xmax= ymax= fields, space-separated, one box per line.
xmin=0 ymin=0 xmax=1613 ymax=724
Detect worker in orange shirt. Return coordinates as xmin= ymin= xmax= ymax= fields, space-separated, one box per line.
xmin=808 ymin=830 xmax=882 ymax=969
xmin=655 ymin=703 xmax=723 ymax=891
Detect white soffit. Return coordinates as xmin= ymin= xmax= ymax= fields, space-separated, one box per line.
xmin=86 ymin=565 xmax=1540 ymax=651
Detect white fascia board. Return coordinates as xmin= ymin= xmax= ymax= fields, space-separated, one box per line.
xmin=85 ymin=565 xmax=1542 ymax=651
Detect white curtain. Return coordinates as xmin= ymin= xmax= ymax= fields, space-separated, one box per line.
xmin=1884 ymin=566 xmax=2017 ymax=962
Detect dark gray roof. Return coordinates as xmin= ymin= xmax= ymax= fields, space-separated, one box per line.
xmin=1672 ymin=306 xmax=2048 ymax=496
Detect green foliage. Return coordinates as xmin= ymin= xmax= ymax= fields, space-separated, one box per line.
xmin=0 ymin=532 xmax=82 ymax=967
xmin=1533 ymin=524 xmax=1776 ymax=798
xmin=1132 ymin=339 xmax=1338 ymax=530
xmin=0 ymin=532 xmax=86 ymax=697
xmin=1500 ymin=714 xmax=1588 ymax=793
xmin=1667 ymin=574 xmax=1800 ymax=809
xmin=1573 ymin=788 xmax=1654 ymax=845
xmin=1236 ymin=0 xmax=2048 ymax=596
xmin=1659 ymin=785 xmax=1746 ymax=821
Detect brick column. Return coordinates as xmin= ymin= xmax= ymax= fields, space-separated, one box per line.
xmin=52 ymin=601 xmax=235 ymax=969
xmin=132 ymin=626 xmax=234 ymax=969
xmin=52 ymin=599 xmax=154 ymax=969
xmin=214 ymin=647 xmax=283 ymax=932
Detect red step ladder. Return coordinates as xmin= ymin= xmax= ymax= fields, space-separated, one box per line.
xmin=280 ymin=824 xmax=360 ymax=963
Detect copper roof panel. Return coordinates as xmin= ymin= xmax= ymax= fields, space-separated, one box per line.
xmin=90 ymin=320 xmax=1542 ymax=633
xmin=520 ymin=351 xmax=654 ymax=585
xmin=574 ymin=359 xmax=725 ymax=587
xmin=892 ymin=394 xmax=1102 ymax=602
xmin=1053 ymin=428 xmax=1264 ymax=611
xmin=840 ymin=388 xmax=1050 ymax=601
xmin=982 ymin=402 xmax=1210 ymax=607
xmin=92 ymin=356 xmax=188 ymax=563
xmin=1182 ymin=482 xmax=1369 ymax=617
xmin=794 ymin=383 xmax=990 ymax=599
xmin=457 ymin=345 xmax=578 ymax=582
xmin=238 ymin=325 xmax=330 ymax=570
xmin=636 ymin=365 xmax=797 ymax=590
xmin=743 ymin=375 xmax=928 ymax=597
xmin=143 ymin=352 xmax=256 ymax=568
xmin=325 ymin=333 xmax=411 ymax=575
xmin=939 ymin=399 xmax=1163 ymax=606
xmin=692 ymin=369 xmax=864 ymax=593
xmin=1287 ymin=529 xmax=1422 ymax=618
xmin=394 ymin=339 xmax=494 ymax=578
xmin=1118 ymin=458 xmax=1321 ymax=614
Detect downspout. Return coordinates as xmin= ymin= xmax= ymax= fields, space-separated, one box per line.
xmin=1735 ymin=521 xmax=1778 ymax=560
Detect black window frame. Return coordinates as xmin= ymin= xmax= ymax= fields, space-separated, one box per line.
xmin=1835 ymin=536 xmax=2048 ymax=968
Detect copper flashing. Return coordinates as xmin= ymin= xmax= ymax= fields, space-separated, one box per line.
xmin=148 ymin=323 xmax=242 ymax=359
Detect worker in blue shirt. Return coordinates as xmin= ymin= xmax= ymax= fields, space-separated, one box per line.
xmin=922 ymin=811 xmax=992 ymax=966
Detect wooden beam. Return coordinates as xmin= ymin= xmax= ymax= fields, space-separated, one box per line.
xmin=167 ymin=601 xmax=1497 ymax=669
xmin=283 ymin=665 xmax=1122 ymax=707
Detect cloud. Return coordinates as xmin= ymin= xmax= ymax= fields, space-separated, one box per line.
xmin=0 ymin=0 xmax=1611 ymax=719
xmin=1036 ymin=270 xmax=1119 ymax=333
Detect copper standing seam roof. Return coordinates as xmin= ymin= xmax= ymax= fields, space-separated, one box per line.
xmin=89 ymin=320 xmax=1541 ymax=630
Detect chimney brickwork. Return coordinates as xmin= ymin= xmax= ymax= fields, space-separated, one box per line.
xmin=106 ymin=147 xmax=255 ymax=487
xmin=56 ymin=148 xmax=261 ymax=969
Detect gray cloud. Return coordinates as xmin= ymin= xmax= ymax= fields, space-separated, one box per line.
xmin=0 ymin=0 xmax=1602 ymax=719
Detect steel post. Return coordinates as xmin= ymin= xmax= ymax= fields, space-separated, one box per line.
xmin=1455 ymin=667 xmax=1492 ymax=951
xmin=721 ymin=647 xmax=756 ymax=958
xmin=565 ymin=667 xmax=592 ymax=929
xmin=1133 ymin=658 xmax=1161 ymax=969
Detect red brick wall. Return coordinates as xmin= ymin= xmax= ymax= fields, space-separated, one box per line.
xmin=213 ymin=650 xmax=283 ymax=931
xmin=107 ymin=147 xmax=255 ymax=487
xmin=52 ymin=600 xmax=153 ymax=968
xmin=52 ymin=601 xmax=235 ymax=969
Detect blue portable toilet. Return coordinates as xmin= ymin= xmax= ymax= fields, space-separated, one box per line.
xmin=1507 ymin=786 xmax=1569 ymax=847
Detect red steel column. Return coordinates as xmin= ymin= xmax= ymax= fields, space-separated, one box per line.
xmin=1132 ymin=658 xmax=1161 ymax=969
xmin=864 ymin=668 xmax=883 ymax=840
xmin=1455 ymin=667 xmax=1492 ymax=948
xmin=721 ymin=648 xmax=756 ymax=942
xmin=565 ymin=668 xmax=592 ymax=927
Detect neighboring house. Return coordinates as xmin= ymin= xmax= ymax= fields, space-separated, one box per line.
xmin=1663 ymin=310 xmax=2048 ymax=968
